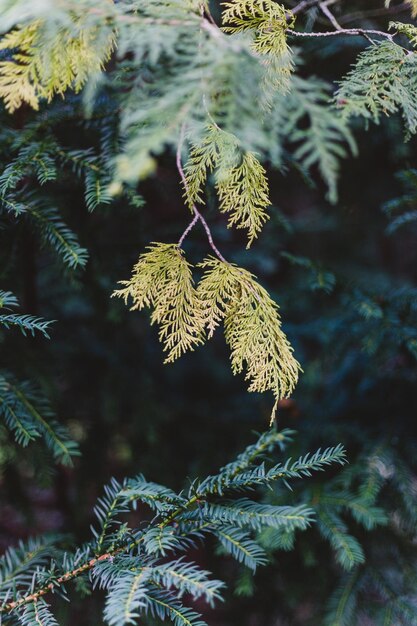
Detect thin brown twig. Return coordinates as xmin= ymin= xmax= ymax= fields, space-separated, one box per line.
xmin=317 ymin=2 xmax=374 ymax=43
xmin=176 ymin=124 xmax=228 ymax=264
xmin=287 ymin=26 xmax=394 ymax=41
xmin=1 ymin=553 xmax=111 ymax=612
xmin=178 ymin=214 xmax=199 ymax=247
xmin=319 ymin=1 xmax=343 ymax=31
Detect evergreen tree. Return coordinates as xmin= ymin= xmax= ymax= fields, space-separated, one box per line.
xmin=0 ymin=1 xmax=417 ymax=624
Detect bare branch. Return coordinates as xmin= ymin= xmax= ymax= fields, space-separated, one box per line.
xmin=287 ymin=27 xmax=394 ymax=42
xmin=176 ymin=124 xmax=228 ymax=264
xmin=319 ymin=1 xmax=343 ymax=31
xmin=178 ymin=213 xmax=199 ymax=247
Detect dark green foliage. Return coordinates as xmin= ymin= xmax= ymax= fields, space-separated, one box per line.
xmin=0 ymin=1 xmax=417 ymax=625
xmin=0 ymin=286 xmax=77 ymax=463
xmin=0 ymin=432 xmax=345 ymax=625
xmin=0 ymin=373 xmax=79 ymax=463
xmin=0 ymin=290 xmax=53 ymax=337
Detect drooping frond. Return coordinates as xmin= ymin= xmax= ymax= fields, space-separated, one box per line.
xmin=112 ymin=243 xmax=204 ymax=363
xmin=223 ymin=272 xmax=300 ymax=410
xmin=0 ymin=17 xmax=115 ymax=112
xmin=195 ymin=253 xmax=242 ymax=339
xmin=113 ymin=247 xmax=300 ymax=412
xmin=185 ymin=125 xmax=270 ymax=246
xmin=335 ymin=40 xmax=417 ymax=135
xmin=276 ymin=76 xmax=356 ymax=203
xmin=216 ymin=152 xmax=270 ymax=247
xmin=197 ymin=257 xmax=301 ymax=420
xmin=183 ymin=125 xmax=236 ymax=209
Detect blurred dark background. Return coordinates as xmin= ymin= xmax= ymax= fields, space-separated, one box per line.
xmin=1 ymin=2 xmax=417 ymax=624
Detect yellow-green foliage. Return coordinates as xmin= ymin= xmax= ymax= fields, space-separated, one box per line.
xmin=222 ymin=0 xmax=295 ymax=95
xmin=198 ymin=257 xmax=301 ymax=421
xmin=217 ymin=152 xmax=270 ymax=247
xmin=185 ymin=125 xmax=270 ymax=247
xmin=114 ymin=243 xmax=300 ymax=421
xmin=390 ymin=21 xmax=417 ymax=46
xmin=112 ymin=243 xmax=205 ymax=364
xmin=0 ymin=18 xmax=115 ymax=113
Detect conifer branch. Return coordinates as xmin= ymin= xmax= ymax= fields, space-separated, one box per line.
xmin=1 ymin=482 xmax=209 ymax=613
xmin=0 ymin=433 xmax=345 ymax=615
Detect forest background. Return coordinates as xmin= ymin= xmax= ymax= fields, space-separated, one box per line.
xmin=1 ymin=0 xmax=417 ymax=624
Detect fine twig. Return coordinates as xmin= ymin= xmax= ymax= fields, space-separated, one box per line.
xmin=288 ymin=0 xmax=409 ymax=42
xmin=287 ymin=27 xmax=394 ymax=41
xmin=178 ymin=214 xmax=199 ymax=247
xmin=319 ymin=1 xmax=343 ymax=31
xmin=176 ymin=124 xmax=228 ymax=263
xmin=317 ymin=2 xmax=374 ymax=43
